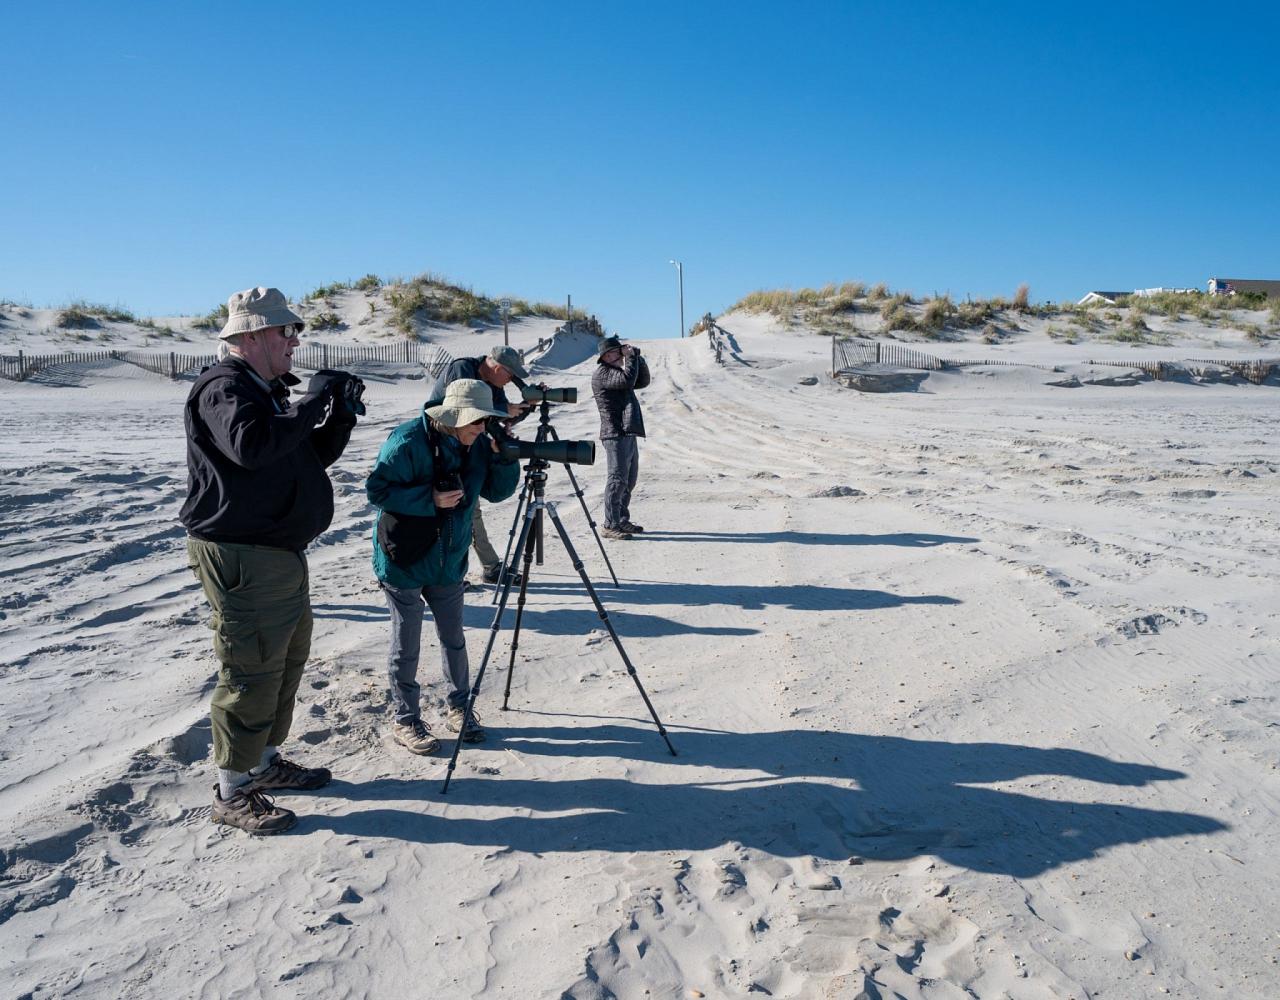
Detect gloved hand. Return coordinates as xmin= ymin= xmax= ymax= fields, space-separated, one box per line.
xmin=306 ymin=369 xmax=351 ymax=399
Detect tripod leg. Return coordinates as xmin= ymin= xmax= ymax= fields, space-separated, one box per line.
xmin=562 ymin=463 xmax=619 ymax=586
xmin=442 ymin=506 xmax=536 ymax=794
xmin=547 ymin=425 xmax=619 ymax=587
xmin=492 ymin=477 xmax=531 ymax=606
xmin=502 ymin=504 xmax=541 ymax=710
xmin=544 ymin=502 xmax=677 ymax=757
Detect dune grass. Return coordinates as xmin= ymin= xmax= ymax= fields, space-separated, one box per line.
xmin=191 ymin=303 xmax=230 ymax=331
xmin=56 ymin=301 xmax=136 ymax=329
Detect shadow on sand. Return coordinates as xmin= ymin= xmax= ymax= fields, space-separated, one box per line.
xmin=313 ymin=579 xmax=960 ymax=627
xmin=308 ymin=722 xmax=1225 ymax=878
xmin=633 ymin=530 xmax=977 ymax=547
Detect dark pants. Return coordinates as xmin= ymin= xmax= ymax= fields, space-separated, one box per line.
xmin=602 ymin=435 xmax=640 ymax=528
xmin=187 ymin=539 xmax=312 ymax=772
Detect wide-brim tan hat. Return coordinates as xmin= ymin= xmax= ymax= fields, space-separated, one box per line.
xmin=219 ymin=286 xmax=305 ymax=340
xmin=425 ymin=378 xmax=509 ymax=427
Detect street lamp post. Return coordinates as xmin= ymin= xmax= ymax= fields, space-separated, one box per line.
xmin=668 ymin=259 xmax=684 ymax=338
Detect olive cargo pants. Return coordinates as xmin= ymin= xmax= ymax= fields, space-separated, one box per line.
xmin=187 ymin=539 xmax=313 ymax=772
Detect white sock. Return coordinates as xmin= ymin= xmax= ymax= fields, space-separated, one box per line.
xmin=218 ymin=769 xmax=250 ymax=800
xmin=249 ymin=746 xmax=278 ymax=775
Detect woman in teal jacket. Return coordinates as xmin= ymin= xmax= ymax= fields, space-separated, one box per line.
xmin=367 ymin=379 xmax=520 ymax=752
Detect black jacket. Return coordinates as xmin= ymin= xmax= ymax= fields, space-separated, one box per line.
xmin=592 ymin=354 xmax=650 ymax=439
xmin=427 ymin=356 xmax=510 ymax=411
xmin=179 ymin=358 xmax=355 ymax=551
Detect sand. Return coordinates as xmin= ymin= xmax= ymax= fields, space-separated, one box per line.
xmin=1 ymin=308 xmax=1278 ymax=998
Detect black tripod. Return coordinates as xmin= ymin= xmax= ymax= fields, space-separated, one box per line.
xmin=441 ymin=456 xmax=676 ymax=794
xmin=492 ymin=400 xmax=617 ymax=604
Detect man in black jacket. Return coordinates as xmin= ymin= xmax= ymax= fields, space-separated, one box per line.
xmin=181 ymin=286 xmax=362 ymax=834
xmin=591 ymin=335 xmax=650 ymax=539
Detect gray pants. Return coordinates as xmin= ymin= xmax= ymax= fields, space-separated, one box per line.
xmin=471 ymin=502 xmax=499 ymax=571
xmin=602 ymin=435 xmax=640 ymax=528
xmin=381 ymin=581 xmax=470 ymax=722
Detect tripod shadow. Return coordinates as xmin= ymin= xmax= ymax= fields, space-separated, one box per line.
xmin=487 ymin=606 xmax=757 ymax=638
xmin=310 ymin=724 xmax=1225 ymax=877
xmin=517 ymin=580 xmax=961 ymax=613
xmin=634 ymin=530 xmax=977 ymax=548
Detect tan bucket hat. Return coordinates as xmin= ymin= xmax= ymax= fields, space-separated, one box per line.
xmin=219 ymin=286 xmax=305 ymax=339
xmin=425 ymin=379 xmax=509 ymax=427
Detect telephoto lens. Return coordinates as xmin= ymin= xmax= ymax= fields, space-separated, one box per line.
xmin=520 ymin=385 xmax=577 ymax=405
xmin=497 ymin=437 xmax=595 ymax=465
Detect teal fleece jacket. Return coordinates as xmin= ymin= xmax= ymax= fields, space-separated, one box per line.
xmin=366 ymin=410 xmax=520 ymax=589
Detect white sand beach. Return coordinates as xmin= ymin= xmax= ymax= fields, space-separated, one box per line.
xmin=1 ymin=299 xmax=1278 ymax=998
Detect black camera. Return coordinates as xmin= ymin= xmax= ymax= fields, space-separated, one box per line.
xmin=520 ymin=385 xmax=577 ymax=405
xmin=434 ymin=471 xmax=464 ymax=495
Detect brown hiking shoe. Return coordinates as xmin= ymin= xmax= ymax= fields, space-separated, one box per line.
xmin=392 ymin=718 xmax=441 ymax=755
xmin=446 ymin=705 xmax=487 ymax=743
xmin=247 ymin=754 xmax=331 ymax=791
xmin=601 ymin=526 xmax=632 ymax=540
xmin=211 ymin=785 xmax=297 ymax=835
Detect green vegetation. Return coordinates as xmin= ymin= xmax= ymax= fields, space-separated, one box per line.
xmin=56 ymin=301 xmax=136 ymax=328
xmin=308 ymin=311 xmax=345 ymax=331
xmin=386 ymin=274 xmax=501 ymax=334
xmin=191 ymin=303 xmax=230 ymax=331
xmin=919 ymin=295 xmax=954 ymax=338
xmin=355 ymin=274 xmax=382 ymax=292
xmin=137 ymin=317 xmax=179 ymax=337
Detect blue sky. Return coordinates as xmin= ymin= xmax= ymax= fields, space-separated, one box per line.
xmin=2 ymin=1 xmax=1277 ymax=337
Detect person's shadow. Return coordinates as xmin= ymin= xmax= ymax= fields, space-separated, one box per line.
xmin=309 ymin=723 xmax=1225 ymax=877
xmin=633 ymin=531 xmax=977 ymax=548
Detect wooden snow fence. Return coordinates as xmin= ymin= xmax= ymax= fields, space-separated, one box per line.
xmin=0 ymin=343 xmax=455 ymax=382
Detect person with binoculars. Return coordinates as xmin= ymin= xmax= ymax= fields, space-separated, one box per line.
xmin=428 ymin=345 xmax=534 ymax=584
xmin=367 ymin=379 xmax=521 ymax=754
xmin=180 ymin=287 xmax=366 ymax=834
xmin=592 ymin=335 xmax=651 ymax=540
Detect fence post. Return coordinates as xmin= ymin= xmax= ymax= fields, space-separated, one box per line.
xmin=18 ymin=350 xmax=24 ymax=380
xmin=322 ymin=343 xmax=329 ymax=369
xmin=875 ymin=342 xmax=881 ymax=363
xmin=169 ymin=352 xmax=176 ymax=379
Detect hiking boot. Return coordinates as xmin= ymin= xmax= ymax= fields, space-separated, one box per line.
xmin=446 ymin=705 xmax=487 ymax=743
xmin=482 ymin=564 xmax=524 ymax=587
xmin=392 ymin=718 xmax=441 ymax=755
xmin=211 ymin=785 xmax=297 ymax=835
xmin=247 ymin=754 xmax=331 ymax=792
xmin=601 ymin=526 xmax=632 ymax=540
xmin=620 ymin=521 xmax=645 ymax=534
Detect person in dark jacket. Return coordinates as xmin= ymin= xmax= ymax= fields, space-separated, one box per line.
xmin=367 ymin=379 xmax=520 ymax=753
xmin=181 ymin=286 xmax=362 ymax=835
xmin=591 ymin=335 xmax=650 ymax=539
xmin=427 ymin=345 xmax=532 ymax=583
